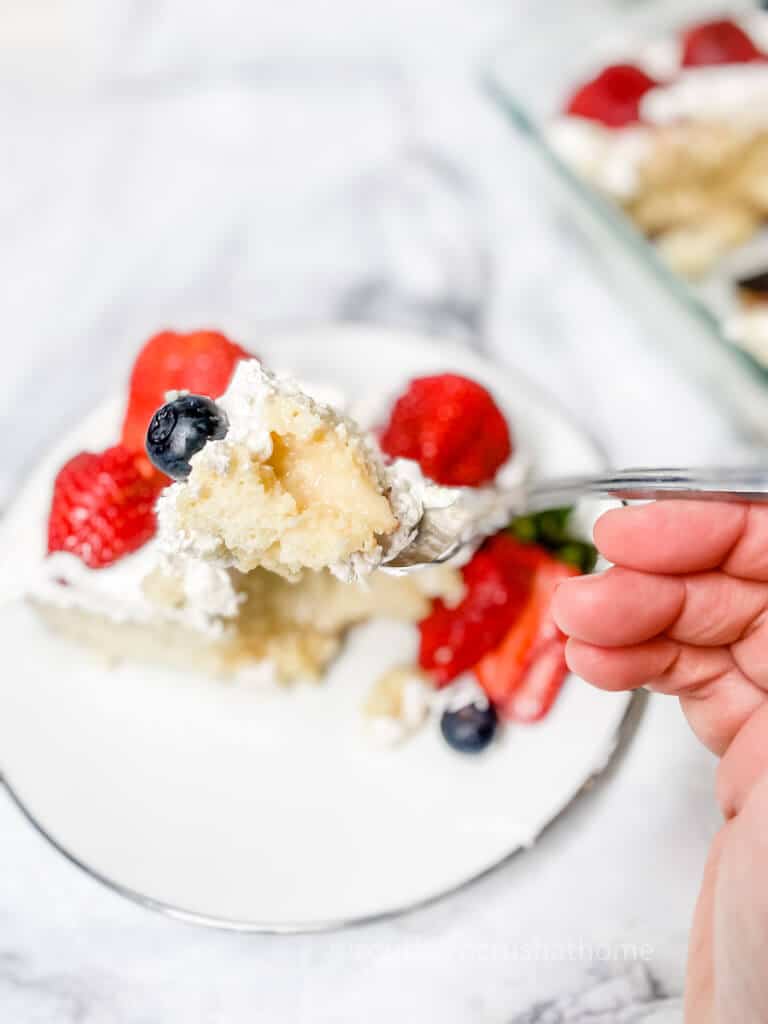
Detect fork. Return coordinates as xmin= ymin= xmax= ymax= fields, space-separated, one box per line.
xmin=383 ymin=466 xmax=768 ymax=572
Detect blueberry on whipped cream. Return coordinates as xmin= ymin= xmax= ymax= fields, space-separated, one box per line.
xmin=146 ymin=394 xmax=229 ymax=480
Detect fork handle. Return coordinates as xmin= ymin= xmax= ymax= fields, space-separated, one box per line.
xmin=525 ymin=466 xmax=768 ymax=511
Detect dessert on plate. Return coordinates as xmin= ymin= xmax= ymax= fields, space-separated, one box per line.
xmin=549 ymin=13 xmax=768 ymax=365
xmin=152 ymin=360 xmax=420 ymax=581
xmin=27 ymin=328 xmax=595 ymax=753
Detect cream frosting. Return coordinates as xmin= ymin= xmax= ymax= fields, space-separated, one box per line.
xmin=29 ymin=544 xmax=241 ymax=637
xmin=641 ymin=64 xmax=768 ymax=126
xmin=553 ymin=13 xmax=768 ymax=201
xmin=546 ymin=117 xmax=653 ymax=200
xmin=725 ymin=307 xmax=768 ymax=363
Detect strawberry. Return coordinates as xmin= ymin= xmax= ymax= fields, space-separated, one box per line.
xmin=565 ymin=64 xmax=657 ymax=128
xmin=475 ymin=556 xmax=579 ymax=722
xmin=48 ymin=444 xmax=165 ymax=569
xmin=121 ymin=330 xmax=251 ymax=453
xmin=418 ymin=534 xmax=535 ymax=686
xmin=380 ymin=374 xmax=512 ymax=487
xmin=681 ymin=19 xmax=764 ymax=67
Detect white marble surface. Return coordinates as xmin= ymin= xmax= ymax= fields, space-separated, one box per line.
xmin=0 ymin=1 xmax=750 ymax=1020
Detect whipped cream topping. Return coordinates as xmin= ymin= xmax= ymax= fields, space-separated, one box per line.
xmin=725 ymin=308 xmax=768 ymax=363
xmin=553 ymin=14 xmax=768 ymax=201
xmin=364 ymin=667 xmax=433 ymax=748
xmin=641 ymin=64 xmax=768 ymax=126
xmin=547 ymin=118 xmax=652 ymax=199
xmin=28 ymin=543 xmax=241 ymax=637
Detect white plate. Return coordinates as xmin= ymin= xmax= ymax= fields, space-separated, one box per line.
xmin=0 ymin=326 xmax=632 ymax=931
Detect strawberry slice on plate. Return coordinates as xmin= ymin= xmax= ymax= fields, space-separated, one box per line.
xmin=418 ymin=534 xmax=536 ymax=686
xmin=681 ymin=19 xmax=764 ymax=68
xmin=48 ymin=444 xmax=165 ymax=569
xmin=121 ymin=329 xmax=252 ymax=454
xmin=475 ymin=555 xmax=579 ymax=722
xmin=565 ymin=64 xmax=658 ymax=128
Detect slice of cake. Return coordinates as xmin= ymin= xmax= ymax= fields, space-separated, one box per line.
xmin=31 ymin=541 xmax=462 ymax=684
xmin=150 ymin=361 xmax=422 ymax=582
xmin=24 ymin=326 xmax=592 ymax=753
xmin=26 ymin=331 xmax=462 ymax=691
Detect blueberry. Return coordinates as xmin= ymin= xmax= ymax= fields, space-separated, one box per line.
xmin=146 ymin=394 xmax=229 ymax=480
xmin=440 ymin=701 xmax=498 ymax=754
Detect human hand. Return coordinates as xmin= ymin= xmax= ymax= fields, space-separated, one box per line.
xmin=553 ymin=501 xmax=768 ymax=1023
xmin=552 ymin=500 xmax=768 ymax=819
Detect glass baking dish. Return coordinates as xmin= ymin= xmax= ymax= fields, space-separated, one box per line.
xmin=484 ymin=0 xmax=768 ymax=440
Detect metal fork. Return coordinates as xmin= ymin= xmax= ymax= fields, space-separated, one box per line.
xmin=382 ymin=466 xmax=768 ymax=572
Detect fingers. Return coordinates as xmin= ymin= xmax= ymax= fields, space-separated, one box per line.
xmin=721 ymin=504 xmax=768 ymax=581
xmin=594 ymin=501 xmax=747 ymax=575
xmin=666 ymin=574 xmax=768 ymax=647
xmin=565 ymin=637 xmax=764 ymax=755
xmin=554 ymin=569 xmax=768 ymax=648
xmin=564 ymin=636 xmax=679 ymax=690
xmin=552 ymin=568 xmax=685 ymax=646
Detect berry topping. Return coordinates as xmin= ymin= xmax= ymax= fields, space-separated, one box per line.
xmin=418 ymin=534 xmax=536 ymax=686
xmin=565 ymin=64 xmax=658 ymax=128
xmin=440 ymin=701 xmax=498 ymax=754
xmin=146 ymin=394 xmax=229 ymax=480
xmin=380 ymin=374 xmax=512 ymax=486
xmin=681 ymin=19 xmax=764 ymax=68
xmin=48 ymin=445 xmax=165 ymax=569
xmin=475 ymin=554 xmax=579 ymax=722
xmin=122 ymin=330 xmax=250 ymax=454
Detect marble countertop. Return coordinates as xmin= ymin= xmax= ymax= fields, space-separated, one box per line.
xmin=0 ymin=1 xmax=749 ymax=1020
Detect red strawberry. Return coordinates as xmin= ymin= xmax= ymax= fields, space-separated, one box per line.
xmin=681 ymin=19 xmax=764 ymax=67
xmin=48 ymin=445 xmax=165 ymax=569
xmin=418 ymin=534 xmax=535 ymax=686
xmin=121 ymin=330 xmax=251 ymax=453
xmin=565 ymin=64 xmax=658 ymax=128
xmin=380 ymin=374 xmax=512 ymax=486
xmin=475 ymin=556 xmax=579 ymax=721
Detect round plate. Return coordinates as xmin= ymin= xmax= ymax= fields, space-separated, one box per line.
xmin=0 ymin=326 xmax=632 ymax=931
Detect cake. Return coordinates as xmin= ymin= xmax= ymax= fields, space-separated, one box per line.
xmin=27 ymin=327 xmax=594 ymax=753
xmin=152 ymin=360 xmax=424 ymax=581
xmin=549 ymin=14 xmax=768 ymax=364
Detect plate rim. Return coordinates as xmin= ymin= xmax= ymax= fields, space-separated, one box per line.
xmin=0 ymin=323 xmax=639 ymax=932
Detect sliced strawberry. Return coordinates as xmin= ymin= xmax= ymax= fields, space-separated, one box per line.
xmin=504 ymin=637 xmax=569 ymax=723
xmin=475 ymin=556 xmax=579 ymax=721
xmin=418 ymin=534 xmax=535 ymax=686
xmin=380 ymin=373 xmax=512 ymax=487
xmin=48 ymin=444 xmax=165 ymax=569
xmin=121 ymin=329 xmax=252 ymax=454
xmin=565 ymin=64 xmax=658 ymax=128
xmin=681 ymin=19 xmax=764 ymax=67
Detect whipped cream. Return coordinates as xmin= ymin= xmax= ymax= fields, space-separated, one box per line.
xmin=547 ymin=118 xmax=652 ymax=200
xmin=553 ymin=13 xmax=768 ymax=201
xmin=28 ymin=543 xmax=241 ymax=638
xmin=363 ymin=666 xmax=433 ymax=747
xmin=725 ymin=307 xmax=768 ymax=363
xmin=641 ymin=64 xmax=768 ymax=126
